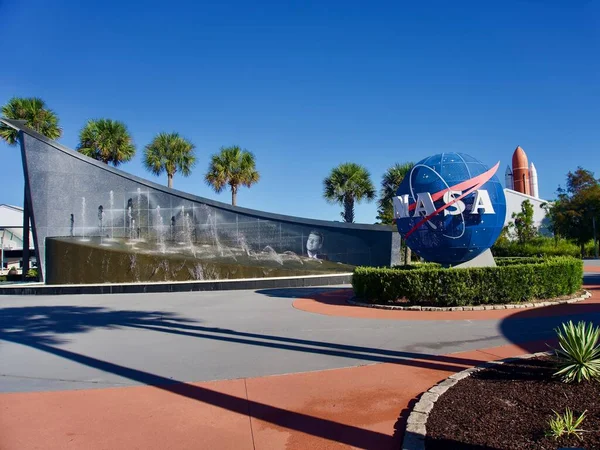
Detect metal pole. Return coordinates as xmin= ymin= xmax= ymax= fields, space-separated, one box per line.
xmin=1 ymin=230 xmax=4 ymax=273
xmin=21 ymin=184 xmax=31 ymax=281
xmin=594 ymin=215 xmax=598 ymax=259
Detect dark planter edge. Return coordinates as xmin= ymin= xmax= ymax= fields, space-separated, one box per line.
xmin=0 ymin=273 xmax=352 ymax=296
xmin=401 ymin=350 xmax=554 ymax=450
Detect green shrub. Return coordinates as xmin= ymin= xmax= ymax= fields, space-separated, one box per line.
xmin=553 ymin=320 xmax=600 ymax=383
xmin=583 ymin=240 xmax=597 ymax=258
xmin=0 ymin=276 xmax=6 ymax=282
xmin=495 ymin=257 xmax=545 ymax=266
xmin=26 ymin=268 xmax=38 ymax=278
xmin=352 ymin=257 xmax=583 ymax=306
xmin=546 ymin=408 xmax=586 ymax=440
xmin=391 ymin=262 xmax=442 ymax=270
xmin=493 ymin=236 xmax=599 ymax=258
xmin=492 ymin=237 xmax=582 ymax=258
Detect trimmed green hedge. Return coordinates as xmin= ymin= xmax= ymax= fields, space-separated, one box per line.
xmin=492 ymin=237 xmax=597 ymax=258
xmin=352 ymin=257 xmax=583 ymax=306
xmin=391 ymin=262 xmax=442 ymax=270
xmin=495 ymin=257 xmax=547 ymax=266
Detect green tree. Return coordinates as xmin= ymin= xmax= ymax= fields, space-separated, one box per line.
xmin=0 ymin=97 xmax=62 ymax=145
xmin=547 ymin=168 xmax=600 ymax=256
xmin=77 ymin=119 xmax=136 ymax=167
xmin=144 ymin=132 xmax=196 ymax=188
xmin=567 ymin=167 xmax=598 ymax=195
xmin=323 ymin=163 xmax=375 ymax=223
xmin=510 ymin=199 xmax=537 ymax=244
xmin=376 ymin=162 xmax=415 ymax=264
xmin=376 ymin=162 xmax=415 ymax=224
xmin=205 ymin=145 xmax=259 ymax=206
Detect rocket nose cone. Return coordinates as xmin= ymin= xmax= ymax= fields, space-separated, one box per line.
xmin=512 ymin=146 xmax=528 ymax=169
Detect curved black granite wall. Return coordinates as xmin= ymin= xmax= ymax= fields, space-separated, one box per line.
xmin=6 ymin=120 xmax=400 ymax=282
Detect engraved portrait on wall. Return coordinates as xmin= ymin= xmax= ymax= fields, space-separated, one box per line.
xmin=306 ymin=230 xmax=324 ymax=259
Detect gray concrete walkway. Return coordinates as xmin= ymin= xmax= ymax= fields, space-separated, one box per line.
xmin=3 ymin=281 xmax=599 ymax=394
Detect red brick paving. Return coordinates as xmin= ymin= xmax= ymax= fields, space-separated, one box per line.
xmin=1 ymin=341 xmax=550 ymax=450
xmin=1 ymin=272 xmax=598 ymax=450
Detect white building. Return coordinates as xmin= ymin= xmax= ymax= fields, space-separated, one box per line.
xmin=0 ymin=204 xmax=35 ymax=274
xmin=503 ymin=189 xmax=550 ymax=234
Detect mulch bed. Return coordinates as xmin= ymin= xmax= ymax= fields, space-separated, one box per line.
xmin=426 ymin=356 xmax=600 ymax=450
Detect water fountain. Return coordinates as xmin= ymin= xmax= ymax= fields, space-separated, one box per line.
xmin=237 ymin=234 xmax=254 ymax=258
xmin=260 ymin=245 xmax=284 ymax=265
xmin=109 ymin=190 xmax=114 ymax=239
xmin=199 ymin=206 xmax=222 ymax=255
xmin=98 ymin=205 xmax=104 ymax=245
xmin=282 ymin=251 xmax=304 ymax=264
xmin=154 ymin=206 xmax=166 ymax=254
xmin=137 ymin=188 xmax=142 ymax=230
xmin=183 ymin=213 xmax=196 ymax=257
xmin=127 ymin=206 xmax=133 ymax=243
xmin=186 ymin=262 xmax=205 ymax=280
xmin=80 ymin=197 xmax=88 ymax=241
xmin=48 ymin=200 xmax=354 ymax=284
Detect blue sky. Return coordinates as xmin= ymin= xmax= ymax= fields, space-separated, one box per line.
xmin=1 ymin=0 xmax=598 ymax=223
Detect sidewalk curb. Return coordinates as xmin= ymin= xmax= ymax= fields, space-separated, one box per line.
xmin=349 ymin=290 xmax=591 ymax=312
xmin=0 ymin=273 xmax=352 ymax=296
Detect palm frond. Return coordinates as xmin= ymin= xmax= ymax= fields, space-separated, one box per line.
xmin=143 ymin=132 xmax=195 ymax=186
xmin=323 ymin=162 xmax=375 ymax=220
xmin=205 ymin=145 xmax=259 ymax=202
xmin=77 ymin=119 xmax=135 ymax=166
xmin=1 ymin=97 xmax=62 ymax=145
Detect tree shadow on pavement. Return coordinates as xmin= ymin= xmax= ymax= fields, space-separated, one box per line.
xmin=0 ymin=306 xmax=197 ymax=345
xmin=499 ymin=277 xmax=600 ymax=354
xmin=256 ymin=286 xmax=353 ymax=306
xmin=0 ymin=303 xmax=495 ymax=450
xmin=0 ymin=305 xmax=487 ymax=371
xmin=5 ymin=338 xmax=396 ymax=449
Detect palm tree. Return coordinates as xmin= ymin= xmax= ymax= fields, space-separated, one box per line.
xmin=205 ymin=146 xmax=260 ymax=206
xmin=77 ymin=119 xmax=135 ymax=167
xmin=376 ymin=162 xmax=415 ymax=224
xmin=144 ymin=132 xmax=196 ymax=188
xmin=323 ymin=163 xmax=375 ymax=223
xmin=0 ymin=97 xmax=62 ymax=145
xmin=376 ymin=162 xmax=415 ymax=264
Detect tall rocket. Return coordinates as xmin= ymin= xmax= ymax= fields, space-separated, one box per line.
xmin=529 ymin=162 xmax=539 ymax=198
xmin=511 ymin=146 xmax=531 ymax=196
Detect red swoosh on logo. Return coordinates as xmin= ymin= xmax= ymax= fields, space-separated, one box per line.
xmin=403 ymin=162 xmax=500 ymax=239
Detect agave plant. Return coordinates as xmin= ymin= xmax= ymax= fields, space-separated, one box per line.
xmin=546 ymin=408 xmax=586 ymax=440
xmin=553 ymin=320 xmax=600 ymax=383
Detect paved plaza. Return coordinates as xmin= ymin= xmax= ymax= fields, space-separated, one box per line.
xmin=1 ymin=264 xmax=599 ymax=449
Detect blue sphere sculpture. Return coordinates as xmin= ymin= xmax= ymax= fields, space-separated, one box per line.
xmin=395 ymin=153 xmax=506 ymax=265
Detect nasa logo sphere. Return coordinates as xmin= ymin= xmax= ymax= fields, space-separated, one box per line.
xmin=394 ymin=153 xmax=506 ymax=265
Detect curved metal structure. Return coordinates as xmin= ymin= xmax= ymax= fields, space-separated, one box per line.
xmin=1 ymin=118 xmax=399 ymax=283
